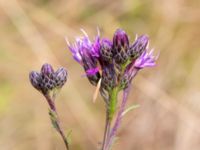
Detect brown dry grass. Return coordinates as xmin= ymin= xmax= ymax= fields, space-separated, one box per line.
xmin=0 ymin=0 xmax=200 ymax=149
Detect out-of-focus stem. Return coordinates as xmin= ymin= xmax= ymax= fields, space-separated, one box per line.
xmin=56 ymin=122 xmax=70 ymax=150
xmin=102 ymin=110 xmax=111 ymax=150
xmin=45 ymin=95 xmax=70 ymax=150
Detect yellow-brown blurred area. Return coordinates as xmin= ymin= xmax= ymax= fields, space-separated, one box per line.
xmin=0 ymin=0 xmax=200 ymax=149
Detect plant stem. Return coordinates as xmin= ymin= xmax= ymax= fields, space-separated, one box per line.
xmin=106 ymin=87 xmax=130 ymax=150
xmin=102 ymin=87 xmax=119 ymax=150
xmin=109 ymin=87 xmax=119 ymax=120
xmin=45 ymin=95 xmax=70 ymax=150
xmin=56 ymin=121 xmax=70 ymax=150
xmin=102 ymin=110 xmax=111 ymax=150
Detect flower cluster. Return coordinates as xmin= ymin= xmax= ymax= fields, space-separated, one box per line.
xmin=28 ymin=28 xmax=157 ymax=150
xmin=67 ymin=29 xmax=157 ymax=99
xmin=29 ymin=63 xmax=67 ymax=95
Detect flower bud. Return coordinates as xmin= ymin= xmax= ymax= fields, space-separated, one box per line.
xmin=29 ymin=71 xmax=42 ymax=91
xmin=30 ymin=64 xmax=68 ymax=95
xmin=81 ymin=49 xmax=101 ymax=86
xmin=41 ymin=63 xmax=54 ymax=78
xmin=127 ymin=35 xmax=149 ymax=59
xmin=112 ymin=29 xmax=129 ymax=64
xmin=54 ymin=67 xmax=68 ymax=88
xmin=113 ymin=29 xmax=129 ymax=53
xmin=101 ymin=65 xmax=116 ymax=91
xmin=100 ymin=39 xmax=113 ymax=62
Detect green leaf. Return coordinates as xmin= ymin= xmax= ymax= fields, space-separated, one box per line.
xmin=49 ymin=109 xmax=59 ymax=129
xmin=122 ymin=104 xmax=140 ymax=116
xmin=65 ymin=129 xmax=72 ymax=144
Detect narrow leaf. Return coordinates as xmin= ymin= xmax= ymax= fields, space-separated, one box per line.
xmin=122 ymin=104 xmax=140 ymax=116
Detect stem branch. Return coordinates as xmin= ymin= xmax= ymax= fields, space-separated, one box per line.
xmin=45 ymin=95 xmax=70 ymax=150
xmin=102 ymin=110 xmax=111 ymax=150
xmin=106 ymin=87 xmax=130 ymax=150
xmin=102 ymin=87 xmax=119 ymax=150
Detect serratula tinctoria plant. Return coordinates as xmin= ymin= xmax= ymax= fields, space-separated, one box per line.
xmin=67 ymin=28 xmax=158 ymax=150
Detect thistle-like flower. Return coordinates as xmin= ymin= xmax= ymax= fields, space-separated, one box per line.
xmin=66 ymin=30 xmax=101 ymax=85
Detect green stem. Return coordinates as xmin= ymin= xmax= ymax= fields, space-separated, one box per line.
xmin=109 ymin=87 xmax=119 ymax=120
xmin=56 ymin=121 xmax=70 ymax=150
xmin=102 ymin=110 xmax=111 ymax=150
xmin=102 ymin=87 xmax=119 ymax=150
xmin=46 ymin=95 xmax=70 ymax=150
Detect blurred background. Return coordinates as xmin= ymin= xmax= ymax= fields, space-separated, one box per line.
xmin=0 ymin=0 xmax=200 ymax=149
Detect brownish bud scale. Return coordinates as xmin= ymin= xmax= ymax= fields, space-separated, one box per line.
xmin=113 ymin=51 xmax=129 ymax=64
xmin=41 ymin=75 xmax=56 ymax=91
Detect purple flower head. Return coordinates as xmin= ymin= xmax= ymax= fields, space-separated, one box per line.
xmin=29 ymin=71 xmax=42 ymax=91
xmin=54 ymin=67 xmax=68 ymax=88
xmin=67 ymin=29 xmax=101 ymax=64
xmin=127 ymin=35 xmax=149 ymax=59
xmin=102 ymin=38 xmax=112 ymax=47
xmin=67 ymin=30 xmax=101 ymax=85
xmin=81 ymin=52 xmax=101 ymax=85
xmin=101 ymin=64 xmax=117 ymax=91
xmin=85 ymin=67 xmax=100 ymax=76
xmin=113 ymin=29 xmax=129 ymax=51
xmin=41 ymin=63 xmax=54 ymax=77
xmin=100 ymin=38 xmax=113 ymax=62
xmin=92 ymin=32 xmax=101 ymax=57
xmin=134 ymin=49 xmax=157 ymax=69
xmin=66 ymin=36 xmax=83 ymax=64
xmin=112 ymin=29 xmax=129 ymax=64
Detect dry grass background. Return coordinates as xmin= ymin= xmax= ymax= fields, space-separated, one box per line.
xmin=0 ymin=0 xmax=200 ymax=149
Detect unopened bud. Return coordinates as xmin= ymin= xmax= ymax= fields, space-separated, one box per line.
xmin=29 ymin=71 xmax=42 ymax=91
xmin=100 ymin=39 xmax=113 ymax=62
xmin=113 ymin=29 xmax=129 ymax=64
xmin=29 ymin=64 xmax=68 ymax=95
xmin=54 ymin=67 xmax=68 ymax=88
xmin=128 ymin=35 xmax=149 ymax=59
xmin=113 ymin=29 xmax=129 ymax=53
xmin=41 ymin=63 xmax=54 ymax=78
